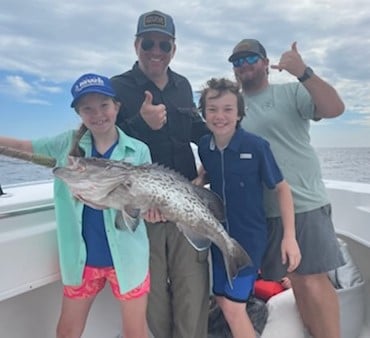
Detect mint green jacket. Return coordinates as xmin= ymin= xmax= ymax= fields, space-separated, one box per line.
xmin=32 ymin=127 xmax=151 ymax=293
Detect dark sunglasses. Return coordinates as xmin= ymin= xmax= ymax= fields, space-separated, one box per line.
xmin=141 ymin=39 xmax=172 ymax=53
xmin=232 ymin=54 xmax=260 ymax=68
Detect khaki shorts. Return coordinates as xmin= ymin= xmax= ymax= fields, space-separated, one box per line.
xmin=261 ymin=204 xmax=345 ymax=280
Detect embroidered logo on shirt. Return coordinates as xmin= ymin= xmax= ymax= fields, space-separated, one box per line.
xmin=240 ymin=153 xmax=252 ymax=159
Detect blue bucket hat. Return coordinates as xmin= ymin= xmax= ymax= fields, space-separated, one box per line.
xmin=70 ymin=73 xmax=116 ymax=108
xmin=136 ymin=10 xmax=175 ymax=38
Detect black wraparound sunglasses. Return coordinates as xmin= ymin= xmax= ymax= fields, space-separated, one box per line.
xmin=141 ymin=39 xmax=172 ymax=53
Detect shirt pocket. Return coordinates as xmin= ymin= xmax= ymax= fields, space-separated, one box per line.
xmin=227 ymin=157 xmax=259 ymax=187
xmin=226 ymin=160 xmax=261 ymax=207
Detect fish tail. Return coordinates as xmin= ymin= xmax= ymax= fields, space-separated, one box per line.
xmin=223 ymin=238 xmax=253 ymax=288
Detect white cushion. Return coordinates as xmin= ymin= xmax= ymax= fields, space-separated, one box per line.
xmin=261 ymin=289 xmax=310 ymax=338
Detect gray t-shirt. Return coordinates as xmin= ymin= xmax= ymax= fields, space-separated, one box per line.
xmin=242 ymin=82 xmax=329 ymax=217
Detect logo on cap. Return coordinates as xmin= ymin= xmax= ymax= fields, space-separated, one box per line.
xmin=144 ymin=13 xmax=166 ymax=28
xmin=74 ymin=76 xmax=105 ymax=93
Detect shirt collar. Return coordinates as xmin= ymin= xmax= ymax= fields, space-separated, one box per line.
xmin=132 ymin=61 xmax=180 ymax=88
xmin=209 ymin=127 xmax=244 ymax=153
xmin=79 ymin=127 xmax=139 ymax=159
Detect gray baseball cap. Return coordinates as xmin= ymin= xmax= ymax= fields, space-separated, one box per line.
xmin=136 ymin=10 xmax=175 ymax=38
xmin=228 ymin=39 xmax=267 ymax=61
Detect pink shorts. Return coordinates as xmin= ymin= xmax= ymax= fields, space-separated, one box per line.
xmin=63 ymin=266 xmax=150 ymax=301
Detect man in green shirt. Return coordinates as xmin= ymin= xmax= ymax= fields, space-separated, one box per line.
xmin=229 ymin=38 xmax=345 ymax=338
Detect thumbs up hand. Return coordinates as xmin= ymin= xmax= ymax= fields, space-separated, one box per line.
xmin=139 ymin=91 xmax=167 ymax=130
xmin=270 ymin=42 xmax=306 ymax=77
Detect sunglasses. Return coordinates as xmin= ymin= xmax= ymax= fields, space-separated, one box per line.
xmin=232 ymin=55 xmax=261 ymax=68
xmin=141 ymin=39 xmax=172 ymax=53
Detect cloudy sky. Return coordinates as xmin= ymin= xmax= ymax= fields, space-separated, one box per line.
xmin=1 ymin=0 xmax=369 ymax=148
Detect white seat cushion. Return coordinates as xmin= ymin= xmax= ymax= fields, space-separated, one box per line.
xmin=261 ymin=289 xmax=310 ymax=338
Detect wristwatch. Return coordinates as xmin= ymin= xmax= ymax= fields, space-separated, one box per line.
xmin=298 ymin=66 xmax=314 ymax=82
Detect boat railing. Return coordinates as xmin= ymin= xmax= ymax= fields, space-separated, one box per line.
xmin=324 ymin=179 xmax=370 ymax=249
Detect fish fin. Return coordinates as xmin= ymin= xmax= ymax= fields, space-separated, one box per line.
xmin=115 ymin=211 xmax=132 ymax=231
xmin=192 ymin=186 xmax=225 ymax=222
xmin=125 ymin=206 xmax=141 ymax=219
xmin=115 ymin=208 xmax=141 ymax=232
xmin=223 ymin=238 xmax=253 ymax=288
xmin=177 ymin=223 xmax=211 ymax=251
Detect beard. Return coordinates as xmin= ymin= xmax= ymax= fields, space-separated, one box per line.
xmin=236 ymin=67 xmax=267 ymax=92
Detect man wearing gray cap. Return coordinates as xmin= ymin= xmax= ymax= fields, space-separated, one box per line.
xmin=229 ymin=38 xmax=345 ymax=338
xmin=111 ymin=10 xmax=210 ymax=338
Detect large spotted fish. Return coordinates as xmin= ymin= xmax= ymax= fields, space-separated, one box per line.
xmin=52 ymin=156 xmax=252 ymax=285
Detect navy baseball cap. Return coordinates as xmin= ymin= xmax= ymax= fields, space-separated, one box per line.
xmin=70 ymin=73 xmax=116 ymax=108
xmin=228 ymin=39 xmax=267 ymax=62
xmin=136 ymin=10 xmax=175 ymax=38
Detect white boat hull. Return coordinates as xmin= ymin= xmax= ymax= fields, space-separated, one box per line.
xmin=0 ymin=180 xmax=369 ymax=337
xmin=0 ymin=182 xmax=122 ymax=337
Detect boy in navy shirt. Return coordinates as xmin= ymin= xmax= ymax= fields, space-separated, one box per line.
xmin=197 ymin=78 xmax=301 ymax=338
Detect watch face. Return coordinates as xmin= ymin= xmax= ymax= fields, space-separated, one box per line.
xmin=299 ymin=67 xmax=314 ymax=82
xmin=306 ymin=67 xmax=314 ymax=77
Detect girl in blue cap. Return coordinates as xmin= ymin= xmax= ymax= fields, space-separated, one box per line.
xmin=0 ymin=73 xmax=151 ymax=338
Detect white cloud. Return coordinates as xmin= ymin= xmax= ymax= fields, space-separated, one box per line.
xmin=5 ymin=75 xmax=33 ymax=95
xmin=0 ymin=75 xmax=63 ymax=104
xmin=0 ymin=0 xmax=370 ymax=146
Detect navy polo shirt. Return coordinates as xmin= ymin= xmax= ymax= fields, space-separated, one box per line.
xmin=82 ymin=141 xmax=118 ymax=267
xmin=198 ymin=127 xmax=283 ymax=275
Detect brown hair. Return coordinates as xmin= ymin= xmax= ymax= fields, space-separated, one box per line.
xmin=198 ymin=78 xmax=245 ymax=127
xmin=69 ymin=124 xmax=87 ymax=157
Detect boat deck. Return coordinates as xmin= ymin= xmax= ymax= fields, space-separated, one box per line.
xmin=0 ymin=180 xmax=369 ymax=338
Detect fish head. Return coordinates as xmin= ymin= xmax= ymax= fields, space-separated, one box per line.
xmin=52 ymin=156 xmax=129 ymax=198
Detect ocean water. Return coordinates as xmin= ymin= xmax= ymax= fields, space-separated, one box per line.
xmin=316 ymin=147 xmax=370 ymax=184
xmin=0 ymin=155 xmax=54 ymax=186
xmin=1 ymin=147 xmax=370 ymax=187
